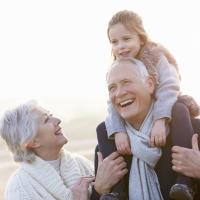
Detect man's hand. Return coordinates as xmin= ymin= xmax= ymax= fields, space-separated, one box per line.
xmin=172 ymin=134 xmax=200 ymax=178
xmin=115 ymin=132 xmax=132 ymax=155
xmin=150 ymin=118 xmax=167 ymax=147
xmin=94 ymin=151 xmax=128 ymax=195
xmin=71 ymin=176 xmax=95 ymax=200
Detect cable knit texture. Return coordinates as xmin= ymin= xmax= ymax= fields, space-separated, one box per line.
xmin=5 ymin=150 xmax=94 ymax=200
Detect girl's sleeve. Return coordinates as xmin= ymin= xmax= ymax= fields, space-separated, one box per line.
xmin=153 ymin=54 xmax=180 ymax=121
xmin=105 ymin=100 xmax=126 ymax=138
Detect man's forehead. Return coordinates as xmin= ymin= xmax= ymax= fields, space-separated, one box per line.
xmin=107 ymin=62 xmax=139 ymax=83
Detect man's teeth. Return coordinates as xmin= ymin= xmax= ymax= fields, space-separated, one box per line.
xmin=120 ymin=99 xmax=134 ymax=107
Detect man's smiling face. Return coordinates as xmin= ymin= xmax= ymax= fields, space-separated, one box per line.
xmin=107 ymin=60 xmax=154 ymax=128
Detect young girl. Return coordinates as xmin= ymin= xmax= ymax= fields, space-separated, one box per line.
xmin=97 ymin=10 xmax=200 ymax=200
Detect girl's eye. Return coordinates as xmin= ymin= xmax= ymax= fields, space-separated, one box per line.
xmin=124 ymin=37 xmax=130 ymax=41
xmin=111 ymin=40 xmax=117 ymax=44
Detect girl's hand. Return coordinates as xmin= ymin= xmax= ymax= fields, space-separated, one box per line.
xmin=115 ymin=132 xmax=132 ymax=155
xmin=150 ymin=118 xmax=167 ymax=147
xmin=71 ymin=176 xmax=95 ymax=200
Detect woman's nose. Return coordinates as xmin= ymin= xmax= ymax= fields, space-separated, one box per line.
xmin=53 ymin=117 xmax=61 ymax=126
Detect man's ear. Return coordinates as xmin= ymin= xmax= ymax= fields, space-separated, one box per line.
xmin=146 ymin=76 xmax=155 ymax=95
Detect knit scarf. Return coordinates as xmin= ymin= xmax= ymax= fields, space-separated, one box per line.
xmin=125 ymin=104 xmax=163 ymax=200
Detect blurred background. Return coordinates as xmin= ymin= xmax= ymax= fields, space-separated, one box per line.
xmin=0 ymin=0 xmax=200 ymax=199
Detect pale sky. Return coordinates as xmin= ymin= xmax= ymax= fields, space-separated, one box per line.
xmin=0 ymin=0 xmax=199 ymax=119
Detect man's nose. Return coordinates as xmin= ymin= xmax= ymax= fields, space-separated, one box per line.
xmin=116 ymin=86 xmax=126 ymax=97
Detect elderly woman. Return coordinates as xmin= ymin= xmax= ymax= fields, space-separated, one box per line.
xmin=0 ymin=101 xmax=127 ymax=200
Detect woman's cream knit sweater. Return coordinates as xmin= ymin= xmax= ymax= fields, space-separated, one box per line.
xmin=5 ymin=150 xmax=94 ymax=200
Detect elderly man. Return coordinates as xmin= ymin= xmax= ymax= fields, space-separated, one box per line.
xmin=94 ymin=58 xmax=197 ymax=200
xmin=0 ymin=101 xmax=127 ymax=200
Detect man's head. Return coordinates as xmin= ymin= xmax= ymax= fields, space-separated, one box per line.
xmin=107 ymin=58 xmax=155 ymax=128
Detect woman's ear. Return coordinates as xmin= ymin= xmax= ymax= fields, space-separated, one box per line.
xmin=25 ymin=138 xmax=40 ymax=149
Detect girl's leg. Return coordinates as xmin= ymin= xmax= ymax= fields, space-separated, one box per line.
xmin=170 ymin=102 xmax=195 ymax=199
xmin=171 ymin=102 xmax=193 ymax=184
xmin=171 ymin=102 xmax=193 ymax=148
xmin=96 ymin=122 xmax=131 ymax=200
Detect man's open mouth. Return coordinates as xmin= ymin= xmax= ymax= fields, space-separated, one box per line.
xmin=119 ymin=99 xmax=135 ymax=107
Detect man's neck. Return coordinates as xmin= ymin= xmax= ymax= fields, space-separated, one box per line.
xmin=127 ymin=103 xmax=153 ymax=130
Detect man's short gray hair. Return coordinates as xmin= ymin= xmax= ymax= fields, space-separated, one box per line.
xmin=0 ymin=101 xmax=39 ymax=162
xmin=107 ymin=58 xmax=149 ymax=82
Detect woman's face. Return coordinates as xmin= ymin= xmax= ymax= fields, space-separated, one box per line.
xmin=108 ymin=23 xmax=143 ymax=59
xmin=32 ymin=107 xmax=68 ymax=151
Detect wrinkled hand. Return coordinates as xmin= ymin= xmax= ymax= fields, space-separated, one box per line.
xmin=150 ymin=119 xmax=167 ymax=147
xmin=94 ymin=151 xmax=128 ymax=195
xmin=172 ymin=134 xmax=200 ymax=178
xmin=71 ymin=176 xmax=95 ymax=200
xmin=115 ymin=132 xmax=132 ymax=155
xmin=178 ymin=95 xmax=200 ymax=117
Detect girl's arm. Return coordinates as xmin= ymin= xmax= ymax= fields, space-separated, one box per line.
xmin=153 ymin=54 xmax=180 ymax=122
xmin=105 ymin=101 xmax=126 ymax=138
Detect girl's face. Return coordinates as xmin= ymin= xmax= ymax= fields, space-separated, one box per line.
xmin=108 ymin=23 xmax=143 ymax=59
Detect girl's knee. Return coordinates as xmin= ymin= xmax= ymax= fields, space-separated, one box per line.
xmin=172 ymin=102 xmax=190 ymax=118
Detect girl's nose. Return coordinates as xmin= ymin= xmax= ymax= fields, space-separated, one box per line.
xmin=117 ymin=41 xmax=126 ymax=49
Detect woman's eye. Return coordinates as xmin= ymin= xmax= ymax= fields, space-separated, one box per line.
xmin=44 ymin=117 xmax=49 ymax=123
xmin=44 ymin=114 xmax=52 ymax=123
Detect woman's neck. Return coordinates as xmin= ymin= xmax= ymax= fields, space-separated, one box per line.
xmin=35 ymin=148 xmax=61 ymax=161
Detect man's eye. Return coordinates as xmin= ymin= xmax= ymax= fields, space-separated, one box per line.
xmin=109 ymin=86 xmax=115 ymax=92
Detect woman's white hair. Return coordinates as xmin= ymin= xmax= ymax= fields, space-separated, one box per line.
xmin=0 ymin=101 xmax=39 ymax=162
xmin=107 ymin=58 xmax=150 ymax=82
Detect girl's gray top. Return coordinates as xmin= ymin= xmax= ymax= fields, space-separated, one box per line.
xmin=105 ymin=54 xmax=180 ymax=137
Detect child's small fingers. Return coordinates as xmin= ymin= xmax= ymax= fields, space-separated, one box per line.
xmin=150 ymin=135 xmax=155 ymax=147
xmin=154 ymin=136 xmax=159 ymax=147
xmin=158 ymin=137 xmax=164 ymax=147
